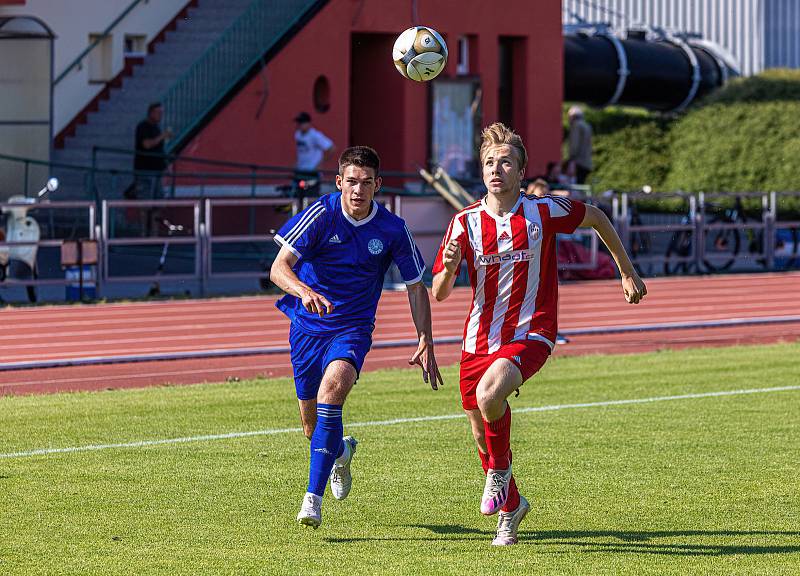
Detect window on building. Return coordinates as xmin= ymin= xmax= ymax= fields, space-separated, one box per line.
xmin=431 ymin=78 xmax=482 ymax=178
xmin=313 ymin=75 xmax=330 ymax=113
xmin=88 ymin=33 xmax=112 ymax=83
xmin=457 ymin=35 xmax=478 ymax=76
xmin=124 ymin=34 xmax=147 ymax=56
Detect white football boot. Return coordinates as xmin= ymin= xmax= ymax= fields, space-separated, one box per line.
xmin=296 ymin=492 xmax=322 ymax=528
xmin=329 ymin=436 xmax=358 ymax=500
xmin=480 ymin=465 xmax=513 ymax=515
xmin=492 ymin=495 xmax=530 ymax=546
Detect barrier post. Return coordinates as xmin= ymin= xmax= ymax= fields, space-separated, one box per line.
xmin=692 ymin=193 xmax=701 ymax=270
xmin=23 ymin=159 xmax=29 ymax=197
xmin=765 ymin=192 xmax=776 ymax=270
xmin=619 ymin=193 xmax=629 ymax=252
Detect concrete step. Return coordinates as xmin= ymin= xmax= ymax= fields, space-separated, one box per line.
xmin=75 ymin=122 xmax=154 ymax=141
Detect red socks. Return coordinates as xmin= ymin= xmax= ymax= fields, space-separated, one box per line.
xmin=484 ymin=404 xmax=512 ymax=470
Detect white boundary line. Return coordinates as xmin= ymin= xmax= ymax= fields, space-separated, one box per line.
xmin=2 ymin=385 xmax=798 ymax=459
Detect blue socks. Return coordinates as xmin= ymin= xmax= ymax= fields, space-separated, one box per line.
xmin=307 ymin=403 xmax=345 ymax=497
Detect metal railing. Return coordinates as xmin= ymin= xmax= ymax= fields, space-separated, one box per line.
xmin=160 ymin=0 xmax=325 ymax=150
xmin=204 ymin=197 xmax=298 ymax=281
xmin=4 ymin=188 xmax=800 ymax=302
xmin=615 ymin=191 xmax=800 ymax=275
xmin=100 ymin=199 xmax=202 ymax=285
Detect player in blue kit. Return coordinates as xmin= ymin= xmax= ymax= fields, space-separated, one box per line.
xmin=269 ymin=146 xmax=443 ymax=528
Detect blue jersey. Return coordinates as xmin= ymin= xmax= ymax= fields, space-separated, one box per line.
xmin=274 ymin=193 xmax=425 ymax=334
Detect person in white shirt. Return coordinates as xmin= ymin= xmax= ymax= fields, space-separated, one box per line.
xmin=293 ymin=112 xmax=336 ymax=202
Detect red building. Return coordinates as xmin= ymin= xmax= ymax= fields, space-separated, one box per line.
xmin=180 ymin=0 xmax=563 ymax=179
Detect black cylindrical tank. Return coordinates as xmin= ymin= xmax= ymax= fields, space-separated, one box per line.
xmin=564 ymin=30 xmax=734 ymax=112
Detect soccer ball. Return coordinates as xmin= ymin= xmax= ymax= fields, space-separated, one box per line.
xmin=392 ymin=26 xmax=448 ymax=82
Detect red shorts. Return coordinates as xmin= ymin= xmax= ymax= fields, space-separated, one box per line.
xmin=459 ymin=340 xmax=551 ymax=411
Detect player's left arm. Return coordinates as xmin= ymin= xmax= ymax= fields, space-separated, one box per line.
xmin=580 ymin=204 xmax=647 ymax=304
xmin=406 ymin=280 xmax=443 ymax=390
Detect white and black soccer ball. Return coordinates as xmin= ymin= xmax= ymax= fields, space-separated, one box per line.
xmin=392 ymin=26 xmax=448 ymax=82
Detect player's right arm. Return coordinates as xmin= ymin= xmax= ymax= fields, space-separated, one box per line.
xmin=431 ymin=216 xmax=465 ymax=302
xmin=269 ymin=245 xmax=333 ymax=316
xmin=432 ymin=240 xmax=461 ymax=301
xmin=270 ymin=199 xmax=333 ymax=316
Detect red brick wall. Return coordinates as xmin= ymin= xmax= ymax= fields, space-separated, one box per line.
xmin=180 ymin=0 xmax=563 ymax=178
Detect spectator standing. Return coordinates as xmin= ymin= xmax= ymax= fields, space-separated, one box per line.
xmin=133 ymin=102 xmax=172 ymax=198
xmin=293 ymin=112 xmax=336 ymax=203
xmin=566 ymin=106 xmax=592 ymax=185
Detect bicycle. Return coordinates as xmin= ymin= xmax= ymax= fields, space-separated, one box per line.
xmin=702 ymin=195 xmax=800 ymax=271
xmin=663 ymin=195 xmax=700 ymax=276
xmin=701 ymin=196 xmax=744 ymax=273
xmin=147 ymin=218 xmax=187 ymax=297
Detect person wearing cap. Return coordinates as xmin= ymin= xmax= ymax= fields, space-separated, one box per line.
xmin=566 ymin=105 xmax=593 ymax=185
xmin=293 ymin=112 xmax=336 ymax=202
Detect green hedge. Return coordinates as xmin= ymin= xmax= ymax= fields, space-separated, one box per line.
xmin=564 ymin=106 xmax=671 ymax=192
xmin=576 ymin=69 xmax=800 ymax=205
xmin=665 ymin=100 xmax=800 ymax=192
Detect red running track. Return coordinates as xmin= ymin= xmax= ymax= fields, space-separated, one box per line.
xmin=2 ymin=272 xmax=799 ymax=395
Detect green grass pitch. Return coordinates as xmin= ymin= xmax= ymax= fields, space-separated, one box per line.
xmin=1 ymin=342 xmax=799 ymax=575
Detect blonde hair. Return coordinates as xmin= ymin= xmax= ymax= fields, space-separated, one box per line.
xmin=526 ymin=178 xmax=549 ymax=197
xmin=479 ymin=122 xmax=527 ymax=171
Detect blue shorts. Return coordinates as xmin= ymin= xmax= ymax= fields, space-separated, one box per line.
xmin=289 ymin=324 xmax=373 ymax=400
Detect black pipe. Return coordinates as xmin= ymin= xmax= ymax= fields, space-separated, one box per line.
xmin=564 ymin=29 xmax=737 ymax=112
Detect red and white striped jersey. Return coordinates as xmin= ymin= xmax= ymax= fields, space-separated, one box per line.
xmin=433 ymin=194 xmax=586 ymax=354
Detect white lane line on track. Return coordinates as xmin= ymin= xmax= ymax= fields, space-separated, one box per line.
xmin=5 ymin=315 xmax=800 ymax=369
xmin=3 ymin=307 xmax=796 ymax=347
xmin=0 ymin=348 xmax=466 ymax=389
xmin=2 ymin=385 xmax=798 ymax=459
xmin=3 ymin=276 xmax=796 ymax=321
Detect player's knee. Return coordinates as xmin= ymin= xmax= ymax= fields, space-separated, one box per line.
xmin=476 ymin=384 xmax=501 ymax=415
xmin=318 ymin=380 xmax=349 ymax=404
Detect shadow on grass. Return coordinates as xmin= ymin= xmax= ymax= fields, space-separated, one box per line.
xmin=523 ymin=530 xmax=800 ymax=556
xmin=326 ymin=525 xmax=800 ymax=555
xmin=324 ymin=524 xmax=492 ymax=543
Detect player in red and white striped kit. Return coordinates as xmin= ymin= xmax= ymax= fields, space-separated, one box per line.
xmin=432 ymin=123 xmax=646 ymax=546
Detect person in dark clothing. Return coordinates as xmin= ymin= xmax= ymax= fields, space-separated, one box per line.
xmin=127 ymin=103 xmax=173 ymax=235
xmin=132 ymin=102 xmax=172 ymax=198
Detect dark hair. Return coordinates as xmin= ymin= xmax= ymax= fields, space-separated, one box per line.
xmin=338 ymin=146 xmax=380 ymax=175
xmin=147 ymin=102 xmax=163 ymax=114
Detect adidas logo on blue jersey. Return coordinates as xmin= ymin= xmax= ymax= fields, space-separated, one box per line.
xmin=329 ymin=234 xmax=342 ymax=243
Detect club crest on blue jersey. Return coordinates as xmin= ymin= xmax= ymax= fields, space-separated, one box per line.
xmin=368 ymin=238 xmax=384 ymax=255
xmin=529 ymin=223 xmax=541 ymax=239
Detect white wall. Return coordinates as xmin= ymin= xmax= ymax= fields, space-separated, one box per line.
xmin=0 ymin=0 xmax=188 ymax=135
